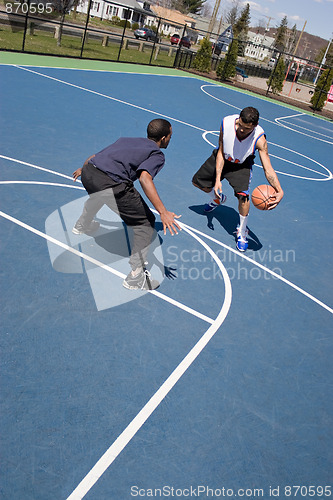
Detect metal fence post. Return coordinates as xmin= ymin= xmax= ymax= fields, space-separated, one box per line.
xmin=21 ymin=0 xmax=31 ymax=52
xmin=80 ymin=0 xmax=93 ymax=58
xmin=148 ymin=17 xmax=161 ymax=66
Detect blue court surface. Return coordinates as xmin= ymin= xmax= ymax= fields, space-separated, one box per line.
xmin=1 ymin=59 xmax=332 ymax=500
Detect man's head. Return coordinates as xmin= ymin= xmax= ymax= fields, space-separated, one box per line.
xmin=147 ymin=119 xmax=172 ymax=148
xmin=236 ymin=107 xmax=259 ymax=140
xmin=240 ymin=107 xmax=259 ymax=126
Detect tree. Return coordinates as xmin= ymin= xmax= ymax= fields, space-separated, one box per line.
xmin=286 ymin=24 xmax=297 ymax=54
xmin=316 ymin=43 xmax=333 ymax=68
xmin=233 ymin=3 xmax=250 ymax=56
xmin=274 ymin=15 xmax=288 ymax=52
xmin=224 ymin=0 xmax=240 ymax=27
xmin=267 ymin=56 xmax=286 ymax=94
xmin=52 ymin=0 xmax=75 ymax=46
xmin=216 ymin=38 xmax=238 ymax=80
xmin=310 ymin=68 xmax=333 ymax=111
xmin=193 ymin=38 xmax=212 ymax=73
xmin=172 ymin=0 xmax=206 ymax=14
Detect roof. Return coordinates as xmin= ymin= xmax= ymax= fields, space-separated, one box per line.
xmin=151 ymin=5 xmax=193 ymax=26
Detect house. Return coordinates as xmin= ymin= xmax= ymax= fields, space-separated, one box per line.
xmin=149 ymin=5 xmax=194 ymax=37
xmin=244 ymin=31 xmax=275 ymax=61
xmin=74 ymin=0 xmax=157 ymax=26
xmin=189 ymin=14 xmax=231 ymax=45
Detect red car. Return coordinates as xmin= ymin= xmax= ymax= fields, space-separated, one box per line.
xmin=179 ymin=36 xmax=191 ymax=48
xmin=170 ymin=34 xmax=180 ymax=45
xmin=170 ymin=34 xmax=191 ymax=48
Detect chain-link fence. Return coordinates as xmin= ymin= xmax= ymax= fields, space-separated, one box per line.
xmin=1 ymin=0 xmax=332 ymax=110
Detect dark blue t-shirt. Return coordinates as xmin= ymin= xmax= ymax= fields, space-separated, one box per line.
xmin=91 ymin=137 xmax=165 ymax=184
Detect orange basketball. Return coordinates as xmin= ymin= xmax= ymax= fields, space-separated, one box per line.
xmin=251 ymin=184 xmax=276 ymax=210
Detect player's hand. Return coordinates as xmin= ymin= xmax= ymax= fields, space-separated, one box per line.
xmin=267 ymin=189 xmax=284 ymax=210
xmin=73 ymin=168 xmax=82 ymax=181
xmin=214 ymin=181 xmax=222 ymax=199
xmin=160 ymin=211 xmax=182 ymax=236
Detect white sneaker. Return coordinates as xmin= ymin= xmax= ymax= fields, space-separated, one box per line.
xmin=72 ymin=220 xmax=100 ymax=235
xmin=204 ymin=194 xmax=227 ymax=212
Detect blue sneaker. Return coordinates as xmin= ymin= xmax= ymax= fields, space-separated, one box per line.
xmin=236 ymin=225 xmax=249 ymax=252
xmin=204 ymin=194 xmax=227 ymax=212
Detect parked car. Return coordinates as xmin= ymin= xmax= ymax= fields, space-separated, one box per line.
xmin=134 ymin=28 xmax=159 ymax=42
xmin=179 ymin=36 xmax=191 ymax=48
xmin=268 ymin=57 xmax=276 ymax=67
xmin=170 ymin=33 xmax=180 ymax=45
xmin=170 ymin=34 xmax=191 ymax=48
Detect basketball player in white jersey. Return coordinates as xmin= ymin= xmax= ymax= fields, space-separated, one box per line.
xmin=192 ymin=107 xmax=284 ymax=251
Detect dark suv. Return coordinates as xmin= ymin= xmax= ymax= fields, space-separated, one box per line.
xmin=179 ymin=36 xmax=191 ymax=48
xmin=134 ymin=28 xmax=159 ymax=42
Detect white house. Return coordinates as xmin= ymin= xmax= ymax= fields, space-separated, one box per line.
xmin=244 ymin=31 xmax=275 ymax=61
xmin=74 ymin=0 xmax=157 ymax=26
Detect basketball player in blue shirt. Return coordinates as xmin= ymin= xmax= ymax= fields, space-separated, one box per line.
xmin=192 ymin=107 xmax=284 ymax=251
xmin=72 ymin=119 xmax=181 ymax=290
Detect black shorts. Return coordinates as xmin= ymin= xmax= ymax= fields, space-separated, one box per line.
xmin=81 ymin=162 xmax=155 ymax=228
xmin=192 ymin=149 xmax=255 ymax=196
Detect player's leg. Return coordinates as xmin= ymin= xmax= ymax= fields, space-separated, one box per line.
xmin=224 ymin=165 xmax=252 ymax=252
xmin=72 ymin=163 xmax=109 ymax=234
xmin=192 ymin=150 xmax=227 ymax=212
xmin=109 ymin=186 xmax=159 ymax=290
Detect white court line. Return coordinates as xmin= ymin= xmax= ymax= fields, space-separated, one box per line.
xmin=0 ymin=154 xmax=75 ymax=180
xmin=15 ymin=66 xmax=206 ymax=134
xmin=1 ymin=152 xmax=332 ymax=314
xmin=0 ymin=180 xmax=84 ymax=189
xmin=66 ymin=225 xmax=232 ymax=500
xmin=202 ymin=133 xmax=332 ymax=181
xmin=0 ymin=210 xmax=214 ymax=325
xmin=180 ymin=222 xmax=333 ymax=316
xmin=200 ymin=84 xmax=333 ymax=143
xmin=275 ymin=113 xmax=333 ymax=143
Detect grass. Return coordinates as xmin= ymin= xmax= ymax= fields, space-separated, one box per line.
xmin=0 ymin=26 xmax=177 ymax=66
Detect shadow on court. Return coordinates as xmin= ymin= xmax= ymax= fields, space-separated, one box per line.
xmin=189 ymin=204 xmax=262 ymax=251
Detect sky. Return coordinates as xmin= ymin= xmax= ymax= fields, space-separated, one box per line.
xmin=216 ymin=0 xmax=333 ymax=41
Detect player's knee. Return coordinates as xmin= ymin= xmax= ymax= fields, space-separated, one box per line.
xmin=236 ymin=193 xmax=249 ymax=202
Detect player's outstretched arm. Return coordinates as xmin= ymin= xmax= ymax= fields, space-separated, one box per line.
xmin=139 ymin=170 xmax=182 ymax=236
xmin=257 ymin=136 xmax=284 ymax=210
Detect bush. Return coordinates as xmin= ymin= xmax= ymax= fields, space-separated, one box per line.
xmin=132 ymin=23 xmax=139 ymax=31
xmin=266 ymin=56 xmax=285 ymax=94
xmin=118 ymin=19 xmax=131 ymax=28
xmin=216 ymin=39 xmax=238 ymax=80
xmin=192 ymin=37 xmax=212 ymax=73
xmin=311 ymin=68 xmax=333 ymax=111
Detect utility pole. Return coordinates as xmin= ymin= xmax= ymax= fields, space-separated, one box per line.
xmin=207 ymin=0 xmax=221 ymax=38
xmin=314 ymin=33 xmax=333 ymax=85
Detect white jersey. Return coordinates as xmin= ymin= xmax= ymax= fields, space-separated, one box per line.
xmin=222 ymin=114 xmax=265 ymax=164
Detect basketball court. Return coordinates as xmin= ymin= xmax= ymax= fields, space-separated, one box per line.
xmin=1 ymin=53 xmax=332 ymax=499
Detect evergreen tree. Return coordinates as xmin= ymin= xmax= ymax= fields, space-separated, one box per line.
xmin=274 ymin=15 xmax=288 ymax=52
xmin=267 ymin=56 xmax=285 ymax=93
xmin=310 ymin=68 xmax=333 ymax=111
xmin=315 ymin=43 xmax=333 ymax=67
xmin=216 ymin=38 xmax=238 ymax=80
xmin=193 ymin=37 xmax=212 ymax=73
xmin=233 ymin=3 xmax=250 ymax=56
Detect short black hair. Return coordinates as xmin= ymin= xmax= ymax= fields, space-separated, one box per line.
xmin=147 ymin=119 xmax=172 ymax=142
xmin=240 ymin=107 xmax=259 ymax=125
